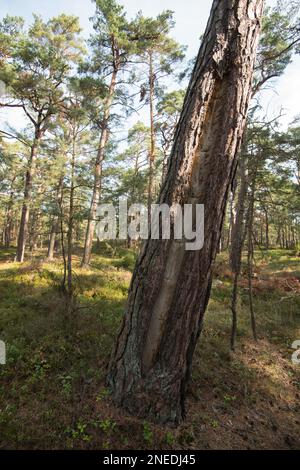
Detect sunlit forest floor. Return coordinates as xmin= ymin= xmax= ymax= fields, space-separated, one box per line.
xmin=0 ymin=245 xmax=299 ymax=449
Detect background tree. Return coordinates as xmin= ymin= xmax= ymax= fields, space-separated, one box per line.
xmin=133 ymin=11 xmax=186 ymax=211
xmin=81 ymin=0 xmax=142 ymax=267
xmin=0 ymin=140 xmax=24 ymax=246
xmin=228 ymin=0 xmax=300 ymax=349
xmin=0 ymin=14 xmax=83 ymax=262
xmin=0 ymin=15 xmax=24 ymax=69
xmin=156 ymin=89 xmax=185 ymax=180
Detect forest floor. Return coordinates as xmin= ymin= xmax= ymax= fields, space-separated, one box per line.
xmin=0 ymin=245 xmax=299 ymax=450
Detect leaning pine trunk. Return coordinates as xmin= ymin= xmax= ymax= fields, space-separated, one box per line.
xmin=108 ymin=0 xmax=264 ymax=424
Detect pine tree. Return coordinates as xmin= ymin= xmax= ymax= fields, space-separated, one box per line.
xmin=108 ymin=0 xmax=264 ymax=424
xmin=0 ymin=14 xmax=83 ymax=262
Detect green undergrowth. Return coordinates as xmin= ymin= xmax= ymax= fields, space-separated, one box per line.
xmin=0 ymin=246 xmax=299 ymax=449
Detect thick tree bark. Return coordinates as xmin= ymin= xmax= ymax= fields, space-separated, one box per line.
xmin=108 ymin=0 xmax=264 ymax=424
xmin=81 ymin=71 xmax=117 ymax=268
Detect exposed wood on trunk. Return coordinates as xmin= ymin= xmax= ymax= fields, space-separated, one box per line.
xmin=108 ymin=0 xmax=264 ymax=424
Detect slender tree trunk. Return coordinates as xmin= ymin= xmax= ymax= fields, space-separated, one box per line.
xmin=4 ymin=184 xmax=15 ymax=248
xmin=147 ymin=51 xmax=156 ymax=215
xmin=230 ymin=156 xmax=247 ymax=269
xmin=265 ymin=208 xmax=269 ymax=249
xmin=67 ymin=137 xmax=76 ymax=298
xmin=285 ymin=225 xmax=288 ymax=249
xmin=230 ymin=155 xmax=247 ymax=350
xmin=247 ymin=231 xmax=257 ymax=340
xmin=247 ymin=181 xmax=257 ymax=341
xmin=29 ymin=209 xmax=40 ymax=253
xmin=280 ymin=226 xmax=284 ymax=248
xmin=260 ymin=214 xmax=263 ymax=245
xmin=162 ymin=150 xmax=169 ymax=184
xmin=16 ymin=132 xmax=41 ymax=262
xmin=291 ymin=226 xmax=295 ymax=249
xmin=58 ymin=178 xmax=67 ymax=293
xmin=227 ymin=191 xmax=235 ymax=251
xmin=47 ymin=219 xmax=58 ymax=261
xmin=108 ymin=0 xmax=264 ymax=424
xmin=276 ymin=225 xmax=280 ymax=247
xmin=47 ymin=176 xmax=64 ymax=261
xmin=231 ymin=271 xmax=239 ymax=350
xmin=82 ymin=71 xmax=117 ymax=268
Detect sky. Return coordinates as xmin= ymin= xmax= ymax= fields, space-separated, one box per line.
xmin=0 ymin=0 xmax=299 ymax=131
